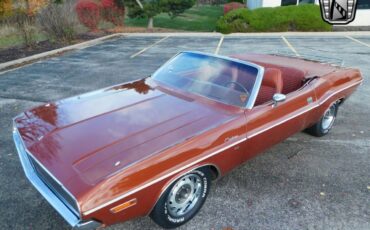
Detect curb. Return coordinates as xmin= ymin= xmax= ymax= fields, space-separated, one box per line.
xmin=122 ymin=31 xmax=370 ymax=37
xmin=0 ymin=33 xmax=124 ymax=72
xmin=1 ymin=31 xmax=370 ymax=73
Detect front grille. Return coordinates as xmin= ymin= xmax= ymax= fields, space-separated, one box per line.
xmin=28 ymin=155 xmax=79 ymax=216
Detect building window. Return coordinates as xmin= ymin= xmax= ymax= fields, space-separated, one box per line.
xmin=299 ymin=0 xmax=315 ymax=4
xmin=281 ymin=0 xmax=297 ymax=6
xmin=281 ymin=0 xmax=315 ymax=6
xmin=358 ymin=0 xmax=370 ymax=9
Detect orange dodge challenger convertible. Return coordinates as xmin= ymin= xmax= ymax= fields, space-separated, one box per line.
xmin=13 ymin=51 xmax=362 ymax=229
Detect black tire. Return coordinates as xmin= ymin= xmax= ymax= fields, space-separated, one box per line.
xmin=306 ymin=103 xmax=338 ymax=137
xmin=150 ymin=168 xmax=211 ymax=229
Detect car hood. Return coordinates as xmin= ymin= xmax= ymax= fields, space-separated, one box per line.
xmin=14 ymin=78 xmax=234 ymax=189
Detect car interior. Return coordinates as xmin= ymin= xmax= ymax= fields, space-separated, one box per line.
xmin=224 ymin=64 xmax=307 ymax=107
xmin=254 ymin=64 xmax=307 ymax=106
xmin=228 ymin=54 xmax=309 ymax=106
xmin=218 ymin=63 xmax=307 ymax=106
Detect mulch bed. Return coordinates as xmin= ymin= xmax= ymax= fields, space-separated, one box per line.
xmin=0 ymin=40 xmax=64 ymax=63
xmin=0 ymin=33 xmax=104 ymax=64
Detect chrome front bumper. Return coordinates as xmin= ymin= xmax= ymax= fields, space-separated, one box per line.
xmin=13 ymin=128 xmax=101 ymax=229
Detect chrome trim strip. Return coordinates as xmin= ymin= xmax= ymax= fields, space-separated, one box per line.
xmin=248 ymin=105 xmax=314 ymax=139
xmin=84 ymin=80 xmax=362 ymax=216
xmin=182 ymin=51 xmax=265 ymax=73
xmin=26 ymin=150 xmax=81 ymax=216
xmin=246 ymin=66 xmax=264 ymax=109
xmin=73 ymin=220 xmax=102 ymax=230
xmin=12 ymin=121 xmax=81 ymax=217
xmin=249 ymin=80 xmax=362 ymax=138
xmin=13 ymin=128 xmax=80 ymax=226
xmin=13 ymin=127 xmax=101 ymax=229
xmin=83 ymin=137 xmax=246 ymax=215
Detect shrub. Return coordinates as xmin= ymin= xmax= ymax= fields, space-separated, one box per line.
xmin=12 ymin=9 xmax=38 ymax=47
xmin=101 ymin=0 xmax=125 ymax=26
xmin=1 ymin=2 xmax=37 ymax=47
xmin=75 ymin=0 xmax=101 ymax=31
xmin=0 ymin=0 xmax=13 ymax=20
xmin=27 ymin=0 xmax=48 ymax=15
xmin=196 ymin=0 xmax=229 ymax=5
xmin=37 ymin=0 xmax=79 ymax=43
xmin=216 ymin=4 xmax=332 ymax=34
xmin=227 ymin=0 xmax=244 ymax=3
xmin=224 ymin=2 xmax=245 ymax=15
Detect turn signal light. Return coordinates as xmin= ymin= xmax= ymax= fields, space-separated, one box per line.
xmin=110 ymin=198 xmax=137 ymax=214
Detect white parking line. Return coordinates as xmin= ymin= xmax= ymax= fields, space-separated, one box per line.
xmin=346 ymin=36 xmax=370 ymax=48
xmin=281 ymin=36 xmax=300 ymax=57
xmin=130 ymin=36 xmax=170 ymax=58
xmin=215 ymin=35 xmax=224 ymax=55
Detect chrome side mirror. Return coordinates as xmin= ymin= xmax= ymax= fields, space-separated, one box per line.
xmin=272 ymin=93 xmax=286 ymax=107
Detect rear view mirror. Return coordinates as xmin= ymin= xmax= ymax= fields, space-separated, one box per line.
xmin=272 ymin=93 xmax=286 ymax=107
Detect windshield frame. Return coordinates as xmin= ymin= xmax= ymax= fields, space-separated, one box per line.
xmin=152 ymin=51 xmax=265 ymax=109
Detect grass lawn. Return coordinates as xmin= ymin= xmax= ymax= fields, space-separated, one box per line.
xmin=0 ymin=34 xmax=24 ymax=49
xmin=125 ymin=5 xmax=224 ymax=32
xmin=0 ymin=33 xmax=47 ymax=49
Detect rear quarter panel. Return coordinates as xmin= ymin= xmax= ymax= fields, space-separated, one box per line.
xmin=308 ymin=68 xmax=363 ymax=127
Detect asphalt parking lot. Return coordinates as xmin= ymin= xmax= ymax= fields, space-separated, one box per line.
xmin=0 ymin=33 xmax=369 ymax=230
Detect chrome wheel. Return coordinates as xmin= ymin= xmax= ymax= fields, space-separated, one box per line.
xmin=166 ymin=173 xmax=203 ymax=217
xmin=150 ymin=168 xmax=210 ymax=228
xmin=305 ymin=102 xmax=338 ymax=137
xmin=322 ymin=104 xmax=336 ymax=130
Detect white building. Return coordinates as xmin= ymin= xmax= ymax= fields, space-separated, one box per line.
xmin=247 ymin=0 xmax=370 ymax=26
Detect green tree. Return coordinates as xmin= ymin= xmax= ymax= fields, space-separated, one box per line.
xmin=126 ymin=0 xmax=160 ymax=29
xmin=161 ymin=0 xmax=195 ymax=18
xmin=126 ymin=0 xmax=195 ymax=29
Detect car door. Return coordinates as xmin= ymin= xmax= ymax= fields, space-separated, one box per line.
xmin=242 ymin=80 xmax=318 ymax=161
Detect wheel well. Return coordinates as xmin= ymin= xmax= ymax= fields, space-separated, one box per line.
xmin=200 ymin=165 xmax=220 ymax=181
xmin=337 ymin=97 xmax=345 ymax=106
xmin=148 ymin=164 xmax=221 ymax=216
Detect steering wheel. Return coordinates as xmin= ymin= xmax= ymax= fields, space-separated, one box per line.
xmin=225 ymin=81 xmax=250 ymax=97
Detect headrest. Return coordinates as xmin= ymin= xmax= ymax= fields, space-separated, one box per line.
xmin=262 ymin=68 xmax=283 ymax=93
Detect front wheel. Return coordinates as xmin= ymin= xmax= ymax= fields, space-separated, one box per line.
xmin=306 ymin=103 xmax=338 ymax=137
xmin=150 ymin=168 xmax=211 ymax=229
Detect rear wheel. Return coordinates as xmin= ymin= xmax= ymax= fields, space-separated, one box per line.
xmin=150 ymin=168 xmax=211 ymax=229
xmin=306 ymin=103 xmax=338 ymax=137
